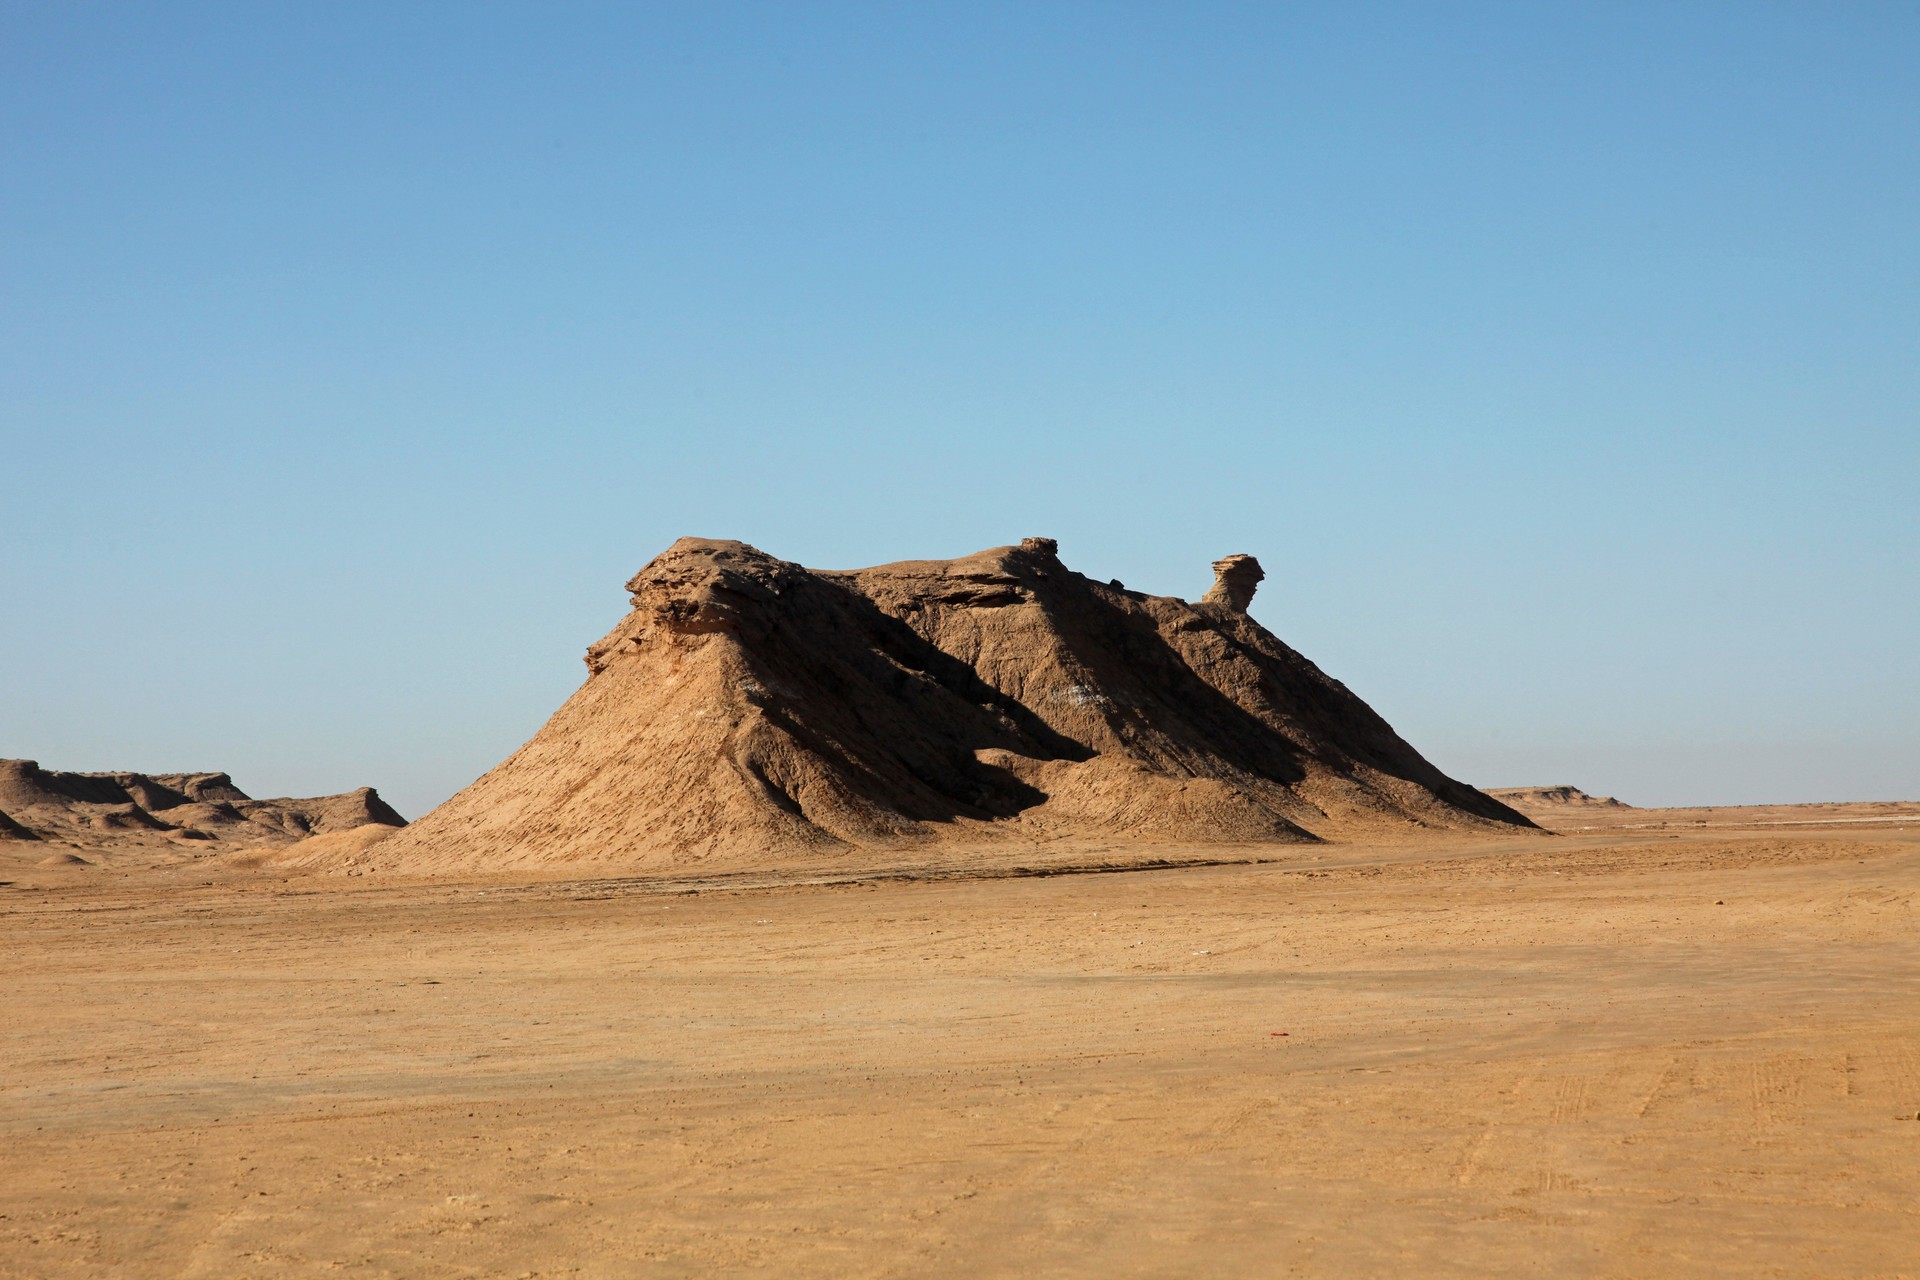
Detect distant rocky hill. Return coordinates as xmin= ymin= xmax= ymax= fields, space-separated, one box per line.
xmin=336 ymin=537 xmax=1534 ymax=875
xmin=0 ymin=759 xmax=404 ymax=858
xmin=1484 ymin=786 xmax=1633 ymax=813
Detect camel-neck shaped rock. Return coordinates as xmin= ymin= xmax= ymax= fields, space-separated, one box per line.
xmin=1202 ymin=554 xmax=1264 ymax=612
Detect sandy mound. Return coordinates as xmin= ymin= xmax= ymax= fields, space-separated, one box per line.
xmin=258 ymin=823 xmax=403 ymax=869
xmin=35 ymin=851 xmax=94 ymax=867
xmin=0 ymin=759 xmax=405 ymax=857
xmin=354 ymin=537 xmax=1531 ymax=875
xmin=1487 ymin=785 xmax=1633 ymax=813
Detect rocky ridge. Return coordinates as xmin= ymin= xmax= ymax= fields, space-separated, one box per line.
xmin=1485 ymin=785 xmax=1633 ymax=812
xmin=0 ymin=759 xmax=405 ymax=859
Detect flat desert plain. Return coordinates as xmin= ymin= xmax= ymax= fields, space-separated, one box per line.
xmin=4 ymin=815 xmax=1918 ymax=1277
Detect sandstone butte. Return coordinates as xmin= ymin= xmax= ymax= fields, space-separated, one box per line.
xmin=329 ymin=537 xmax=1533 ymax=876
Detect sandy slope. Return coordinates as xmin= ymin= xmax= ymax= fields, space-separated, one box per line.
xmin=3 ymin=817 xmax=1916 ymax=1278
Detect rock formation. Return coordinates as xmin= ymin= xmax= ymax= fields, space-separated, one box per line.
xmin=1485 ymin=785 xmax=1633 ymax=813
xmin=345 ymin=537 xmax=1532 ymax=875
xmin=0 ymin=758 xmax=405 ymax=856
xmin=1201 ymin=554 xmax=1265 ymax=612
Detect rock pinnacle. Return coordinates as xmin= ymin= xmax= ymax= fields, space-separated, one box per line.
xmin=1202 ymin=554 xmax=1264 ymax=612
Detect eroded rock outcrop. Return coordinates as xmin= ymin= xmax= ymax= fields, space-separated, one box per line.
xmin=0 ymin=758 xmax=405 ymax=857
xmin=346 ymin=537 xmax=1532 ymax=875
xmin=1202 ymin=554 xmax=1264 ymax=612
xmin=1485 ymin=786 xmax=1633 ymax=813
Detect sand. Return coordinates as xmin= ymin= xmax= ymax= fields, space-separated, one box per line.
xmin=1502 ymin=795 xmax=1920 ymax=833
xmin=4 ymin=811 xmax=1916 ymax=1277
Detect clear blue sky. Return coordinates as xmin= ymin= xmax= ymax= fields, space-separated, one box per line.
xmin=4 ymin=2 xmax=1915 ymax=817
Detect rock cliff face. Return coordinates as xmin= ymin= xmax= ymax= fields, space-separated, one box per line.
xmin=352 ymin=537 xmax=1530 ymax=875
xmin=0 ymin=758 xmax=404 ymax=854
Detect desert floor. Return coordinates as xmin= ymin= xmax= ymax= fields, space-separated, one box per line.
xmin=3 ymin=819 xmax=1917 ymax=1278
